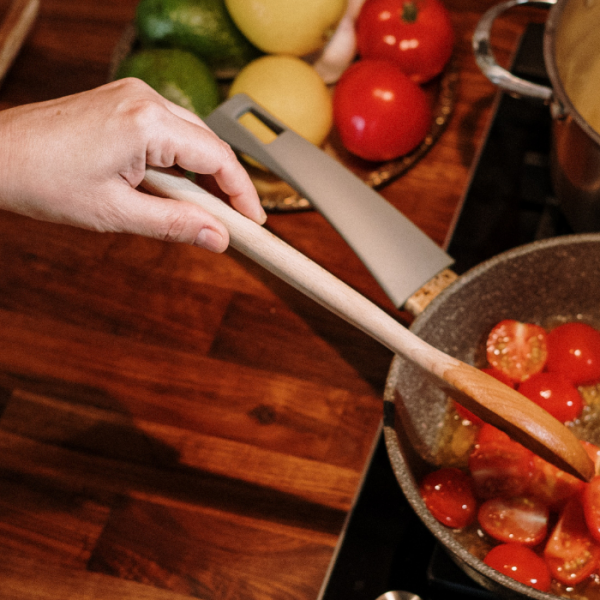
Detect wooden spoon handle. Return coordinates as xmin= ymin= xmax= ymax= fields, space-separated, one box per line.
xmin=0 ymin=0 xmax=38 ymax=84
xmin=142 ymin=167 xmax=594 ymax=482
xmin=145 ymin=168 xmax=450 ymax=371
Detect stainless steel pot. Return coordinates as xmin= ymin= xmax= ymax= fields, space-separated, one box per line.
xmin=474 ymin=0 xmax=600 ymax=233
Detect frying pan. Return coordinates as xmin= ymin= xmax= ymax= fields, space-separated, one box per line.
xmin=165 ymin=95 xmax=597 ymax=599
xmin=383 ymin=235 xmax=600 ymax=600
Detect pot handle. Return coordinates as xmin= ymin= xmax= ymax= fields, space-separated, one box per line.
xmin=473 ymin=0 xmax=554 ymax=101
xmin=205 ymin=94 xmax=454 ymax=309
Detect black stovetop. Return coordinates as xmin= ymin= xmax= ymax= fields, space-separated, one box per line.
xmin=318 ymin=22 xmax=577 ymax=600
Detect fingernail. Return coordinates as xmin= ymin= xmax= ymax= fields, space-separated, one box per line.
xmin=257 ymin=206 xmax=268 ymax=224
xmin=195 ymin=228 xmax=225 ymax=252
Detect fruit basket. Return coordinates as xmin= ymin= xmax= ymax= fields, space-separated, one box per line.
xmin=110 ymin=22 xmax=458 ymax=212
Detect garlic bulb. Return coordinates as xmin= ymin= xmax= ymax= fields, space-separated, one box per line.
xmin=312 ymin=0 xmax=367 ymax=84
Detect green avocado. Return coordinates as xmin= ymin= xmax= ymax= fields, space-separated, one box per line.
xmin=135 ymin=0 xmax=261 ymax=78
xmin=115 ymin=48 xmax=220 ymax=118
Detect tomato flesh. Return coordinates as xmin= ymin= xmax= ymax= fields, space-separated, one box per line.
xmin=527 ymin=454 xmax=585 ymax=511
xmin=478 ymin=496 xmax=549 ymax=546
xmin=582 ymin=440 xmax=600 ymax=475
xmin=486 ymin=320 xmax=547 ymax=383
xmin=484 ymin=543 xmax=551 ymax=592
xmin=546 ymin=322 xmax=600 ymax=385
xmin=468 ymin=424 xmax=534 ymax=499
xmin=583 ymin=476 xmax=600 ymax=544
xmin=544 ymin=497 xmax=600 ymax=585
xmin=419 ymin=467 xmax=476 ymax=529
xmin=518 ymin=371 xmax=583 ymax=423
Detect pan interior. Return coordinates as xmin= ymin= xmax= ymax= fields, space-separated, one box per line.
xmin=384 ymin=234 xmax=600 ymax=600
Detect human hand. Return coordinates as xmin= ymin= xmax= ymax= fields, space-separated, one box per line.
xmin=0 ymin=78 xmax=266 ymax=252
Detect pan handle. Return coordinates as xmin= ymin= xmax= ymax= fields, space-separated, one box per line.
xmin=204 ymin=94 xmax=453 ymax=309
xmin=473 ymin=0 xmax=554 ymax=101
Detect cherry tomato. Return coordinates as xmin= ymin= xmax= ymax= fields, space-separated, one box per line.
xmin=478 ymin=496 xmax=549 ymax=546
xmin=583 ymin=476 xmax=600 ymax=544
xmin=481 ymin=366 xmax=517 ymax=389
xmin=454 ymin=367 xmax=515 ymax=426
xmin=486 ymin=320 xmax=548 ymax=383
xmin=527 ymin=454 xmax=585 ymax=511
xmin=484 ymin=543 xmax=551 ymax=592
xmin=468 ymin=424 xmax=534 ymax=499
xmin=546 ymin=322 xmax=600 ymax=385
xmin=544 ymin=497 xmax=600 ymax=585
xmin=517 ymin=372 xmax=583 ymax=423
xmin=356 ymin=0 xmax=454 ymax=83
xmin=332 ymin=59 xmax=431 ymax=161
xmin=582 ymin=440 xmax=600 ymax=475
xmin=419 ymin=467 xmax=477 ymax=528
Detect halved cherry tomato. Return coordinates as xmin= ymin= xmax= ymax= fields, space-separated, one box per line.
xmin=527 ymin=454 xmax=585 ymax=511
xmin=468 ymin=424 xmax=534 ymax=499
xmin=544 ymin=497 xmax=600 ymax=585
xmin=518 ymin=372 xmax=583 ymax=423
xmin=484 ymin=543 xmax=551 ymax=592
xmin=546 ymin=322 xmax=600 ymax=385
xmin=583 ymin=476 xmax=600 ymax=544
xmin=419 ymin=467 xmax=476 ymax=528
xmin=486 ymin=320 xmax=548 ymax=383
xmin=478 ymin=496 xmax=549 ymax=546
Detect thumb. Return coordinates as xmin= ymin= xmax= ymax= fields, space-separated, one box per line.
xmin=107 ymin=186 xmax=231 ymax=252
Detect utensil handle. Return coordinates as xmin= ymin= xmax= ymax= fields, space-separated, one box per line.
xmin=142 ymin=167 xmax=595 ymax=482
xmin=204 ymin=94 xmax=453 ymax=309
xmin=0 ymin=0 xmax=39 ymax=84
xmin=473 ymin=0 xmax=554 ymax=100
xmin=143 ymin=167 xmax=456 ymax=378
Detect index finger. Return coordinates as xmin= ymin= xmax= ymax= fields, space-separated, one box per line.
xmin=151 ymin=95 xmax=266 ymax=224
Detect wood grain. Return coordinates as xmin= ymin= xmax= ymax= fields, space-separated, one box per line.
xmin=0 ymin=0 xmax=550 ymax=598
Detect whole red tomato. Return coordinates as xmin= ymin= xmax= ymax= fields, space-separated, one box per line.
xmin=518 ymin=372 xmax=583 ymax=423
xmin=356 ymin=0 xmax=454 ymax=83
xmin=333 ymin=59 xmax=431 ymax=161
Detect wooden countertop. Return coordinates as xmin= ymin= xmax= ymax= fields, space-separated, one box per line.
xmin=0 ymin=1 xmax=549 ymax=598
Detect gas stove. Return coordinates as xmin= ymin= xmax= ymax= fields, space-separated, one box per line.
xmin=318 ymin=22 xmax=575 ymax=600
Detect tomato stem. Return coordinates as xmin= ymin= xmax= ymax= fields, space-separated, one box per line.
xmin=401 ymin=1 xmax=419 ymax=23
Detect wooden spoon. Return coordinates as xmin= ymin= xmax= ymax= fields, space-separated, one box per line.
xmin=143 ymin=167 xmax=595 ymax=482
xmin=0 ymin=0 xmax=39 ymax=85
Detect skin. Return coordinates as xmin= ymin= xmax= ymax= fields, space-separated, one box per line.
xmin=0 ymin=78 xmax=266 ymax=252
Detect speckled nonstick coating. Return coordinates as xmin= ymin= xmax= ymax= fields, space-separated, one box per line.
xmin=384 ymin=233 xmax=600 ymax=600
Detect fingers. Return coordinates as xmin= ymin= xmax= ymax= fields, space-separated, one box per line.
xmin=147 ymin=92 xmax=267 ymax=225
xmin=108 ymin=185 xmax=231 ymax=253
